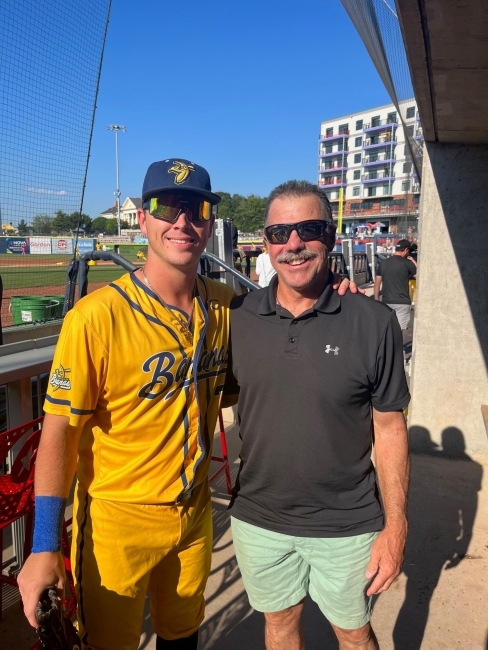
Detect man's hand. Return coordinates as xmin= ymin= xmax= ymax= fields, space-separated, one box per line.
xmin=365 ymin=523 xmax=407 ymax=595
xmin=332 ymin=273 xmax=365 ymax=296
xmin=18 ymin=551 xmax=66 ymax=628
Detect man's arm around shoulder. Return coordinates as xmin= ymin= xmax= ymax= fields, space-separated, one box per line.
xmin=366 ymin=409 xmax=409 ymax=596
xmin=18 ymin=413 xmax=82 ymax=627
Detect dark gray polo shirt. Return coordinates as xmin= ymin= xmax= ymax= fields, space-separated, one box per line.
xmin=228 ymin=273 xmax=410 ymax=537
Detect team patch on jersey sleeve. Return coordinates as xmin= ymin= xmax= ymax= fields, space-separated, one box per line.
xmin=49 ymin=365 xmax=71 ymax=391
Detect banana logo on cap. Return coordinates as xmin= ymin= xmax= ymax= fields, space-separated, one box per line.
xmin=168 ymin=161 xmax=195 ymax=184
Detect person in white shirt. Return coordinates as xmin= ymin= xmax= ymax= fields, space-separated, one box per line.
xmin=255 ymin=244 xmax=276 ymax=287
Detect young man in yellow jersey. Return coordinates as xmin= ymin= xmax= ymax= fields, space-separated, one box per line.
xmin=18 ymin=159 xmax=239 ymax=650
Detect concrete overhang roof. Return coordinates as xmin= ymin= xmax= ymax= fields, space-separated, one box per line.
xmin=397 ymin=0 xmax=488 ymax=144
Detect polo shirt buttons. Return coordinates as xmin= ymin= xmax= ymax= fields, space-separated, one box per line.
xmin=289 ymin=337 xmax=295 ymax=343
xmin=292 ymin=320 xmax=298 ymax=324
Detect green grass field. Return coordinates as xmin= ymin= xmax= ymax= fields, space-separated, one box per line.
xmin=1 ymin=264 xmax=132 ymax=291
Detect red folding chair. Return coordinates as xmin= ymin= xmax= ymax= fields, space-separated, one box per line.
xmin=210 ymin=410 xmax=232 ymax=495
xmin=0 ymin=416 xmax=76 ymax=633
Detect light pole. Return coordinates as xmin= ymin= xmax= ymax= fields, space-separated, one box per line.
xmin=107 ymin=124 xmax=126 ymax=236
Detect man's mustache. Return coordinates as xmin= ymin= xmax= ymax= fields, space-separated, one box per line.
xmin=275 ymin=249 xmax=319 ymax=264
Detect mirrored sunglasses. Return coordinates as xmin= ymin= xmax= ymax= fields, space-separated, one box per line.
xmin=148 ymin=195 xmax=213 ymax=223
xmin=264 ymin=219 xmax=333 ymax=244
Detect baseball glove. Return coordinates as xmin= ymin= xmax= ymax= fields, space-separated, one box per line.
xmin=35 ymin=588 xmax=81 ymax=650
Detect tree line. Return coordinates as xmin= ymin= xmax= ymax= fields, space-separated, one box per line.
xmin=16 ymin=211 xmax=134 ymax=236
xmin=14 ymin=194 xmax=268 ymax=237
xmin=215 ymin=193 xmax=267 ymax=233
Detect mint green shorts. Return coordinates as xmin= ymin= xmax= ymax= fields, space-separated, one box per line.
xmin=231 ymin=517 xmax=379 ymax=630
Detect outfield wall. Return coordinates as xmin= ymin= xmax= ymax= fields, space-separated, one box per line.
xmin=0 ymin=236 xmax=96 ymax=255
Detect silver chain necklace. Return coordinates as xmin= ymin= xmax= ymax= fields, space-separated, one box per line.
xmin=141 ymin=266 xmax=195 ymax=343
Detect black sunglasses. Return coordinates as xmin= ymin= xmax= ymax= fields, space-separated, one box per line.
xmin=264 ymin=219 xmax=333 ymax=245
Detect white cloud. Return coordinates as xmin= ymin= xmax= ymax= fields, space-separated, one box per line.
xmin=27 ymin=187 xmax=67 ymax=195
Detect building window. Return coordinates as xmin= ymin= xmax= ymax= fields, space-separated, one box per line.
xmin=369 ymin=170 xmax=378 ymax=179
xmin=354 ymin=153 xmax=361 ymax=164
xmin=325 ymin=145 xmax=332 ymax=154
xmin=356 ymin=119 xmax=363 ymax=131
xmin=362 ymin=200 xmax=374 ymax=209
xmin=326 ymin=127 xmax=333 ymax=137
xmin=355 ymin=137 xmax=362 ymax=147
xmin=371 ymin=115 xmax=381 ymax=127
xmin=387 ymin=112 xmax=397 ymax=123
xmin=383 ymin=184 xmax=390 ymax=195
xmin=402 ymin=180 xmax=410 ymax=191
xmin=339 ymin=123 xmax=349 ymax=134
xmin=403 ymin=162 xmax=412 ymax=173
xmin=353 ymin=170 xmax=360 ymax=180
xmin=406 ymin=125 xmax=414 ymax=137
xmin=413 ymin=195 xmax=420 ymax=204
xmin=406 ymin=106 xmax=415 ymax=119
xmin=370 ymin=135 xmax=379 ymax=145
xmin=353 ymin=186 xmax=360 ymax=196
xmin=367 ymin=187 xmax=377 ymax=197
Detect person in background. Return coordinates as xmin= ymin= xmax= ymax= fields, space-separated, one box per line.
xmin=254 ymin=243 xmax=276 ymax=287
xmin=373 ymin=238 xmax=417 ymax=331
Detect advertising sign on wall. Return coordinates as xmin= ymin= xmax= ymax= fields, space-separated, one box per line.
xmin=0 ymin=238 xmax=7 ymax=254
xmin=75 ymin=239 xmax=96 ymax=254
xmin=6 ymin=237 xmax=30 ymax=254
xmin=30 ymin=237 xmax=52 ymax=255
xmin=51 ymin=238 xmax=73 ymax=255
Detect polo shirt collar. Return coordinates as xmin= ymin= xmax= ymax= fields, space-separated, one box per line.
xmin=258 ymin=272 xmax=340 ymax=316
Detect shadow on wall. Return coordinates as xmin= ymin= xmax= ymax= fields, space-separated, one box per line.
xmin=393 ymin=425 xmax=483 ymax=650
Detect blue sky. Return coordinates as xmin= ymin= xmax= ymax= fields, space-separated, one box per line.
xmin=84 ymin=0 xmax=390 ymax=217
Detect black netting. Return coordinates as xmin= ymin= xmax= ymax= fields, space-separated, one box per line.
xmin=340 ymin=0 xmax=423 ymax=185
xmin=0 ymin=0 xmax=111 ymax=329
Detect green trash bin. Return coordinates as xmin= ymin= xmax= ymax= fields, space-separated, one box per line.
xmin=9 ymin=295 xmax=28 ymax=325
xmin=45 ymin=295 xmax=65 ymax=318
xmin=18 ymin=297 xmax=58 ymax=324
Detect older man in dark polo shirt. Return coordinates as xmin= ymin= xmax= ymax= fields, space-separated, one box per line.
xmin=227 ymin=180 xmax=410 ymax=650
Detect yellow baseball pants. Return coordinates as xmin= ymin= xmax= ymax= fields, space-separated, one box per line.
xmin=71 ymin=482 xmax=212 ymax=650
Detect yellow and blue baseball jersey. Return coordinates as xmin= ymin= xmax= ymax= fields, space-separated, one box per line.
xmin=44 ymin=272 xmax=237 ymax=504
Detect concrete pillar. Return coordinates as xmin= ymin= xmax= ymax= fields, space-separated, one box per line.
xmin=409 ymin=142 xmax=488 ymax=456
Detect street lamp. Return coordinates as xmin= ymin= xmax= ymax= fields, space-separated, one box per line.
xmin=107 ymin=124 xmax=126 ymax=236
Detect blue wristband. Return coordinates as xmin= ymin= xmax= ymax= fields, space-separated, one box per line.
xmin=32 ymin=496 xmax=66 ymax=553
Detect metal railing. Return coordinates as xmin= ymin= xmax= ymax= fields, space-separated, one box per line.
xmin=364 ymin=136 xmax=397 ymax=146
xmin=362 ymin=171 xmax=396 ymax=181
xmin=319 ymin=164 xmax=348 ymax=171
xmin=363 ymin=118 xmax=398 ymax=129
xmin=319 ymin=130 xmax=349 ymax=139
xmin=318 ymin=178 xmax=347 ymax=186
xmin=363 ymin=153 xmax=396 ymax=164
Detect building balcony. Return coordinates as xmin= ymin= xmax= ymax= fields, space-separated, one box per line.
xmin=363 ymin=119 xmax=398 ymax=133
xmin=363 ymin=138 xmax=397 ymax=150
xmin=362 ymin=153 xmax=396 ymax=166
xmin=319 ymin=150 xmax=348 ymax=158
xmin=361 ymin=172 xmax=396 ymax=183
xmin=318 ymin=179 xmax=347 ymax=188
xmin=319 ymin=165 xmax=348 ymax=173
xmin=319 ymin=131 xmax=349 ymax=141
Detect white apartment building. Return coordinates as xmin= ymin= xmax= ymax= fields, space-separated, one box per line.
xmin=318 ymin=99 xmax=423 ymax=232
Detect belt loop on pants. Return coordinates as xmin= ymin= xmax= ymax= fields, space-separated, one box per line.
xmin=174 ymin=484 xmax=197 ymax=505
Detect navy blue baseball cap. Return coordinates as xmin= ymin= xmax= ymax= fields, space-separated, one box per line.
xmin=142 ymin=158 xmax=221 ymax=206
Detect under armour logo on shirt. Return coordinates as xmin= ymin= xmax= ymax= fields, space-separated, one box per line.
xmin=325 ymin=345 xmax=339 ymax=355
